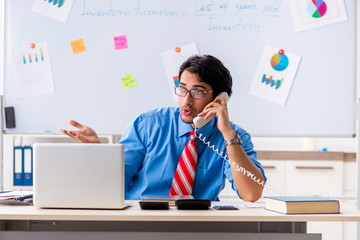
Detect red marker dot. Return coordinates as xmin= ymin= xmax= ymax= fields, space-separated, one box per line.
xmin=279 ymin=49 xmax=284 ymax=55
xmin=30 ymin=43 xmax=35 ymax=49
xmin=175 ymin=47 xmax=181 ymax=53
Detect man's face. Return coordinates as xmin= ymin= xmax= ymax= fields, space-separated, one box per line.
xmin=178 ymin=70 xmax=213 ymax=127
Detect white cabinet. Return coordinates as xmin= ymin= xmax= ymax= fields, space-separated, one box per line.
xmin=219 ymin=151 xmax=356 ymax=240
xmin=342 ymin=160 xmax=357 ymax=240
xmin=284 ymin=160 xmax=344 ymax=196
xmin=261 ymin=160 xmax=286 ymax=196
xmin=258 ymin=152 xmax=356 ymax=240
xmin=259 ymin=158 xmax=344 ymax=240
xmin=307 ymin=222 xmax=343 ymax=240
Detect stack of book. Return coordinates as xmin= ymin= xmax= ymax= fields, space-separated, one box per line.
xmin=0 ymin=191 xmax=33 ymax=204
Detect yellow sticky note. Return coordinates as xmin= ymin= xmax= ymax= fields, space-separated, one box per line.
xmin=120 ymin=73 xmax=137 ymax=90
xmin=70 ymin=38 xmax=86 ymax=54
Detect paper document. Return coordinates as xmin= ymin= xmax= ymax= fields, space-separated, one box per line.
xmin=162 ymin=43 xmax=199 ymax=102
xmin=32 ymin=0 xmax=74 ymax=23
xmin=249 ymin=45 xmax=301 ymax=105
xmin=0 ymin=191 xmax=33 ymax=203
xmin=289 ymin=0 xmax=348 ymax=32
xmin=212 ymin=201 xmax=265 ymax=209
xmin=13 ymin=42 xmax=55 ymax=98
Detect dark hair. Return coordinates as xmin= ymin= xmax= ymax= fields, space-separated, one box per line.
xmin=179 ymin=55 xmax=232 ymax=99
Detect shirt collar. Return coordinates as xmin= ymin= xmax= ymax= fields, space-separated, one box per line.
xmin=178 ymin=113 xmax=217 ymax=137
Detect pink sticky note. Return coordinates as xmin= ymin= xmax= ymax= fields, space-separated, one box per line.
xmin=114 ymin=35 xmax=128 ymax=50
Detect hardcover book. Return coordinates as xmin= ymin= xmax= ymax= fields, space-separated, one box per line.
xmin=264 ymin=196 xmax=340 ymax=214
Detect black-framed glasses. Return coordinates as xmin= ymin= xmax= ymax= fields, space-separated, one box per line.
xmin=174 ymin=86 xmax=214 ymax=99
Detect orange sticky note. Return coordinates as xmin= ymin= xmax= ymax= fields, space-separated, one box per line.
xmin=70 ymin=38 xmax=86 ymax=54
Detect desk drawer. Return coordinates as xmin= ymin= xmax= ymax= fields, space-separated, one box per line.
xmin=284 ymin=160 xmax=343 ymax=196
xmin=259 ymin=160 xmax=286 ymax=196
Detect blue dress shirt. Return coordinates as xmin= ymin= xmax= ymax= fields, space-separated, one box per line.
xmin=120 ymin=107 xmax=266 ymax=200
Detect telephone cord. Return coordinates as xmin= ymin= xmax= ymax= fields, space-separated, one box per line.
xmin=194 ymin=128 xmax=285 ymax=195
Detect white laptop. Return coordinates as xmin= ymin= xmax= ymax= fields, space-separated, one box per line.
xmin=33 ymin=143 xmax=127 ymax=209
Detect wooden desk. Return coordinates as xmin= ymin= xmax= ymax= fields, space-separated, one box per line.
xmin=0 ymin=202 xmax=359 ymax=240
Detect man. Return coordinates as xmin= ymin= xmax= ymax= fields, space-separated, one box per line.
xmin=61 ymin=55 xmax=266 ymax=201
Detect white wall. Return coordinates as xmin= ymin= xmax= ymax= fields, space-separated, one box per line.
xmin=252 ymin=136 xmax=357 ymax=152
xmin=0 ymin=0 xmax=4 ymax=191
xmin=0 ymin=0 xmax=4 ymax=95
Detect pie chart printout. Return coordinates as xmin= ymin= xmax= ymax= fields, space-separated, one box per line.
xmin=270 ymin=50 xmax=289 ymax=71
xmin=307 ymin=0 xmax=327 ymax=18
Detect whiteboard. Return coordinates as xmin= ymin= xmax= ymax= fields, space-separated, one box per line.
xmin=4 ymin=0 xmax=356 ymax=137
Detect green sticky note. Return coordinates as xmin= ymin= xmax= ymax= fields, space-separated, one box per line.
xmin=120 ymin=73 xmax=137 ymax=90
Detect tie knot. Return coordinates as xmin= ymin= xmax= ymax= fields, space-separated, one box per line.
xmin=189 ymin=130 xmax=196 ymax=140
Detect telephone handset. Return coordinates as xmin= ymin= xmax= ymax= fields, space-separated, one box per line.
xmin=193 ymin=92 xmax=229 ymax=128
xmin=193 ymin=91 xmax=274 ymax=193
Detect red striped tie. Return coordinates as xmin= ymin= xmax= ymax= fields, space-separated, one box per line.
xmin=169 ymin=130 xmax=198 ymax=195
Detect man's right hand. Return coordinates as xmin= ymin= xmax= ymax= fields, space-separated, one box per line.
xmin=60 ymin=120 xmax=101 ymax=143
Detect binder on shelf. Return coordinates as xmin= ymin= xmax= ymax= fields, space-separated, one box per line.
xmin=13 ymin=146 xmax=33 ymax=186
xmin=13 ymin=147 xmax=23 ymax=186
xmin=23 ymin=147 xmax=33 ymax=186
